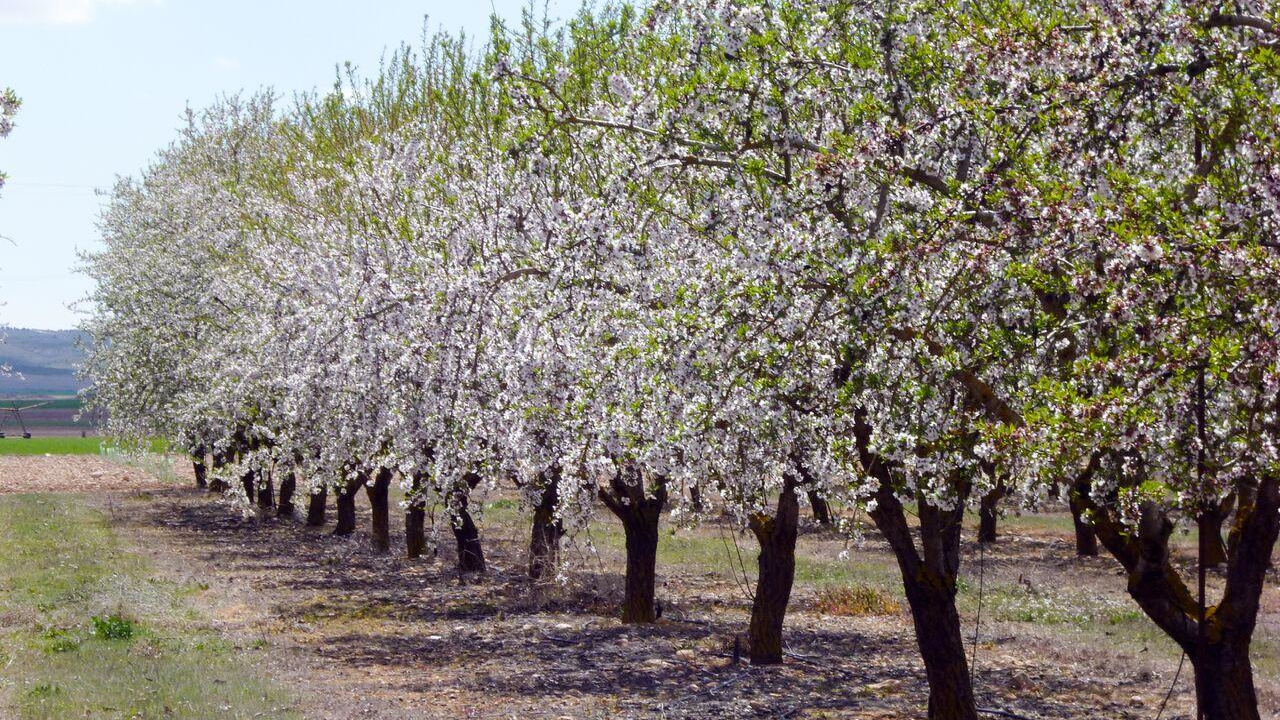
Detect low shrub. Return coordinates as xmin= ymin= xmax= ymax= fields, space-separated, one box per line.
xmin=815 ymin=585 xmax=901 ymax=617
xmin=90 ymin=614 xmax=135 ymax=640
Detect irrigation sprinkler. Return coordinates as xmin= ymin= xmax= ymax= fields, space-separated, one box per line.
xmin=0 ymin=401 xmax=47 ymax=439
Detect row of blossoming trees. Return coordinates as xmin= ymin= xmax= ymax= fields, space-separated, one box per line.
xmin=80 ymin=2 xmax=1279 ymax=718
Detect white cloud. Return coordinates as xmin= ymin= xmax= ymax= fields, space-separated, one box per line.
xmin=212 ymin=56 xmax=240 ymax=71
xmin=0 ymin=0 xmax=162 ymax=26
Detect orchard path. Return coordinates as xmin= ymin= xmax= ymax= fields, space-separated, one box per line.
xmin=10 ymin=454 xmax=1276 ymax=719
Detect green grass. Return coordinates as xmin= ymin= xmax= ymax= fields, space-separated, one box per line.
xmin=0 ymin=437 xmax=105 ymax=455
xmin=0 ymin=494 xmax=298 ymax=719
xmin=0 ymin=437 xmax=168 ymax=456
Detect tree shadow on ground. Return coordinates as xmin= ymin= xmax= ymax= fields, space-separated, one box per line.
xmin=115 ymin=487 xmax=1194 ymax=720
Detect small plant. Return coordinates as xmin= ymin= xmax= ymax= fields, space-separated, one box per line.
xmin=27 ymin=683 xmax=62 ymax=698
xmin=90 ymin=614 xmax=135 ymax=640
xmin=815 ymin=585 xmax=901 ymax=617
xmin=39 ymin=626 xmax=80 ymax=653
xmin=46 ymin=636 xmax=80 ymax=653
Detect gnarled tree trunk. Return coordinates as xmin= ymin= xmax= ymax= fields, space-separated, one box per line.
xmin=528 ymin=468 xmax=564 ymax=580
xmin=747 ymin=478 xmax=799 ymax=664
xmin=306 ymin=485 xmax=328 ymax=527
xmin=333 ymin=475 xmax=363 ymax=537
xmin=1080 ymin=465 xmax=1280 ymax=720
xmin=856 ymin=411 xmax=978 ymax=720
xmin=451 ymin=473 xmax=485 ymax=573
xmin=599 ymin=467 xmax=667 ymax=624
xmin=366 ymin=468 xmax=392 ymax=553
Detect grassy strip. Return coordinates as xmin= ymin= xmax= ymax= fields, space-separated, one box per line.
xmin=0 ymin=494 xmax=297 ymax=719
xmin=0 ymin=437 xmax=167 ymax=456
xmin=0 ymin=437 xmax=106 ymax=455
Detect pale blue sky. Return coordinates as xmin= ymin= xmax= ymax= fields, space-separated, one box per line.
xmin=0 ymin=0 xmax=561 ymax=330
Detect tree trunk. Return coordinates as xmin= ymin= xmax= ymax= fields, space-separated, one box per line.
xmin=1078 ymin=467 xmax=1280 ymax=720
xmin=256 ymin=471 xmax=274 ymax=511
xmin=366 ymin=468 xmax=392 ymax=553
xmin=306 ymin=485 xmax=327 ymax=527
xmin=689 ymin=484 xmax=704 ymax=512
xmin=277 ymin=472 xmax=296 ymax=518
xmin=1068 ymin=477 xmax=1099 ymax=557
xmin=621 ymin=517 xmax=660 ymax=623
xmin=903 ymin=573 xmax=979 ymax=720
xmin=333 ymin=476 xmax=363 ymax=536
xmin=192 ymin=451 xmax=208 ymax=490
xmin=241 ymin=469 xmax=256 ymax=503
xmin=599 ymin=468 xmax=667 ymax=624
xmin=528 ymin=469 xmax=564 ymax=580
xmin=451 ymin=473 xmax=485 ymax=573
xmin=209 ymin=449 xmax=230 ymax=493
xmin=977 ymin=491 xmax=1000 ymax=544
xmin=1188 ymin=629 xmax=1259 ymax=719
xmin=806 ymin=489 xmax=832 ymax=526
xmin=1200 ymin=495 xmax=1233 ymax=569
xmin=1070 ymin=502 xmax=1098 ymax=556
xmin=747 ymin=479 xmax=799 ymax=665
xmin=405 ymin=471 xmax=427 ymax=559
xmin=854 ymin=410 xmax=978 ymax=720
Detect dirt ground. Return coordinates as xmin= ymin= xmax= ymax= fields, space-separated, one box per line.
xmin=0 ymin=455 xmax=171 ymax=493
xmin=8 ymin=455 xmax=1280 ymax=719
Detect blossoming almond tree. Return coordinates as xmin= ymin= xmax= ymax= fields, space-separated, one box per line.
xmin=516 ymin=4 xmax=1094 ymax=716
xmin=1017 ymin=4 xmax=1280 ymax=717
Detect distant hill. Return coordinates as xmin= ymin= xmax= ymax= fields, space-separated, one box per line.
xmin=0 ymin=327 xmax=87 ymax=396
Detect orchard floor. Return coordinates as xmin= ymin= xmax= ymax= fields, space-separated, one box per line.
xmin=4 ymin=455 xmax=1279 ymax=719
